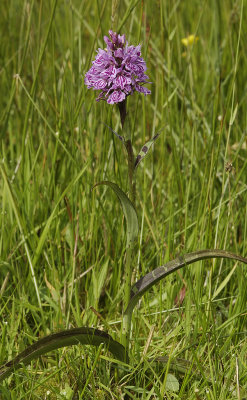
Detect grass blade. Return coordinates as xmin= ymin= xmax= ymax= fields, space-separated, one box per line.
xmin=32 ymin=163 xmax=88 ymax=269
xmin=117 ymin=0 xmax=140 ymax=32
xmin=0 ymin=163 xmax=42 ymax=309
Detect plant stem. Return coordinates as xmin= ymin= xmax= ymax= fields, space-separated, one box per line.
xmin=122 ymin=246 xmax=133 ymax=354
xmin=118 ymin=100 xmax=137 ymax=354
xmin=118 ymin=100 xmax=127 ymax=130
xmin=125 ymin=139 xmax=136 ymax=205
xmin=118 ymin=100 xmax=136 ymax=205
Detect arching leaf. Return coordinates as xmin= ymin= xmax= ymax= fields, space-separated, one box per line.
xmin=0 ymin=327 xmax=127 ymax=382
xmin=125 ymin=249 xmax=247 ymax=315
xmin=93 ymin=181 xmax=138 ymax=248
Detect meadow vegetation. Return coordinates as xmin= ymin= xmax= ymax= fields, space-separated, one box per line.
xmin=0 ymin=0 xmax=247 ymax=398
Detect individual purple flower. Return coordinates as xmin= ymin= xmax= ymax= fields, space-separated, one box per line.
xmin=84 ymin=30 xmax=151 ymax=105
xmin=107 ymin=90 xmax=126 ymax=104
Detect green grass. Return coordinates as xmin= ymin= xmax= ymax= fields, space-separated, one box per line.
xmin=1 ymin=0 xmax=247 ymax=398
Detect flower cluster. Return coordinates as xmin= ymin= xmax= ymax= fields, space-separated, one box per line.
xmin=84 ymin=30 xmax=151 ymax=104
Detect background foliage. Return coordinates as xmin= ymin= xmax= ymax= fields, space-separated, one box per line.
xmin=0 ymin=0 xmax=247 ymax=398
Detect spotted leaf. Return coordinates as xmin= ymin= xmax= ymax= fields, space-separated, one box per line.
xmin=0 ymin=327 xmax=127 ymax=382
xmin=125 ymin=249 xmax=247 ymax=315
xmin=135 ymin=132 xmax=161 ymax=169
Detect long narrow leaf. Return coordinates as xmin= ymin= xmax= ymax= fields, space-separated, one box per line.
xmin=125 ymin=249 xmax=247 ymax=314
xmin=0 ymin=327 xmax=127 ymax=382
xmin=93 ymin=181 xmax=138 ymax=248
xmin=101 ymin=122 xmax=125 ymax=142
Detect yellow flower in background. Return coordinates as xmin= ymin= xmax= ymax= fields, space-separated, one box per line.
xmin=181 ymin=34 xmax=199 ymax=47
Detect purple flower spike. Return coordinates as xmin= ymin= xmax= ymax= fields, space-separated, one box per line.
xmin=84 ymin=31 xmax=151 ymax=105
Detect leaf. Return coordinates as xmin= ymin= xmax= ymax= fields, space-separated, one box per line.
xmin=101 ymin=122 xmax=125 ymax=142
xmin=135 ymin=132 xmax=161 ymax=169
xmin=44 ymin=272 xmax=59 ymax=303
xmin=91 ymin=260 xmax=109 ymax=308
xmin=93 ymin=181 xmax=138 ymax=248
xmin=229 ymin=103 xmax=238 ymax=126
xmin=0 ymin=327 xmax=127 ymax=382
xmin=212 ymin=262 xmax=237 ymax=300
xmin=125 ymin=249 xmax=247 ymax=314
xmin=151 ymin=356 xmax=193 ymax=375
xmin=165 ymin=373 xmax=179 ymax=392
xmin=174 ymin=285 xmax=186 ymax=306
xmin=60 ymin=383 xmax=74 ymax=399
xmin=0 ymin=385 xmax=11 ymax=399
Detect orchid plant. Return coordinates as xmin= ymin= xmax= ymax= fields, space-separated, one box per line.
xmin=85 ymin=30 xmax=152 ymax=350
xmin=1 ymin=30 xmax=247 ymax=390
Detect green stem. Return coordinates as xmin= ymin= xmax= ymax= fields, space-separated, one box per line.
xmin=122 ymin=246 xmax=133 ymax=353
xmin=125 ymin=139 xmax=136 ymax=205
xmin=117 ymin=100 xmax=136 ymax=205
xmin=118 ymin=100 xmax=137 ymax=355
xmin=123 ymin=142 xmax=136 ymax=353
